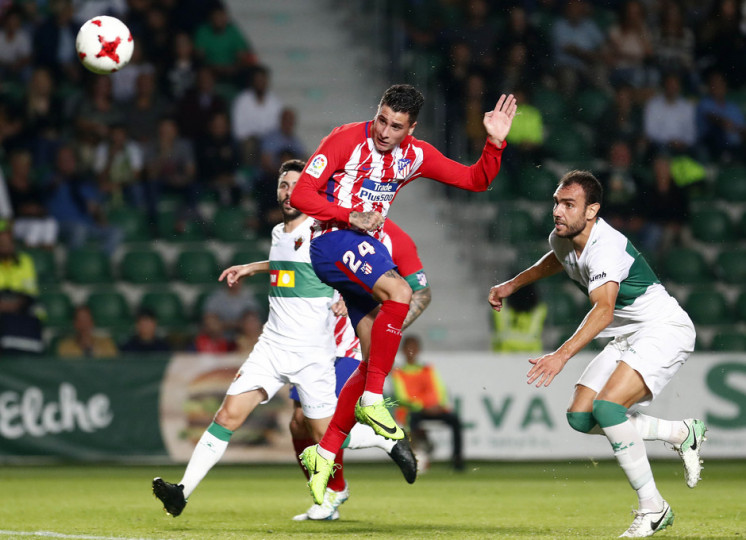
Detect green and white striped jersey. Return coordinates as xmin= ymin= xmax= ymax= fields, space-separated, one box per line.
xmin=549 ymin=218 xmax=687 ymax=338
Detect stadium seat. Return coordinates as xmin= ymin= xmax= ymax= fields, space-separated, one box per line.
xmin=26 ymin=249 xmax=57 ymax=284
xmin=231 ymin=246 xmax=270 ymax=267
xmin=715 ymin=166 xmax=746 ymax=201
xmin=175 ymin=250 xmax=220 ymax=284
xmin=212 ymin=207 xmax=256 ymax=242
xmin=483 ymin=170 xmax=516 ymax=202
xmin=689 ymin=208 xmax=733 ymax=243
xmin=489 ymin=208 xmax=536 ymax=244
xmin=661 ymin=248 xmax=711 ymax=285
xmin=532 ymin=87 xmax=570 ymax=127
xmin=516 ymin=166 xmax=558 ymax=201
xmin=65 ymin=248 xmax=112 ymax=284
xmin=710 ymin=330 xmax=746 ymax=352
xmin=684 ymin=289 xmax=730 ymax=325
xmin=107 ymin=207 xmax=151 ymax=242
xmin=86 ymin=290 xmax=132 ymax=329
xmin=715 ymin=250 xmax=746 ymax=284
xmin=192 ymin=287 xmax=219 ymax=322
xmin=38 ymin=291 xmax=74 ymax=328
xmin=739 ymin=213 xmax=746 ymax=240
xmin=156 ymin=210 xmax=207 ymax=242
xmin=735 ymin=292 xmax=746 ymax=322
xmin=572 ymin=88 xmax=611 ymax=126
xmin=139 ymin=291 xmax=186 ymax=328
xmin=543 ymin=289 xmax=581 ymax=327
xmin=543 ymin=126 xmax=587 ymax=166
xmin=120 ymin=250 xmax=168 ymax=284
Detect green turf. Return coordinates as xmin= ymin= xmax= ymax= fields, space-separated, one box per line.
xmin=0 ymin=460 xmax=743 ymax=539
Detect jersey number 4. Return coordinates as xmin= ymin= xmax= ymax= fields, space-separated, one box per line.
xmin=342 ymin=241 xmax=375 ymax=273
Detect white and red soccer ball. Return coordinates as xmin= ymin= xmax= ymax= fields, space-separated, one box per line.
xmin=76 ymin=16 xmax=134 ymax=74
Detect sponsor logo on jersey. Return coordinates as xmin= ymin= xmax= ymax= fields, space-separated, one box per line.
xmin=270 ymin=269 xmax=296 ymax=287
xmin=416 ymin=271 xmax=428 ymax=287
xmin=359 ymin=177 xmax=399 ymax=203
xmin=589 ymin=271 xmax=607 ymax=283
xmin=306 ymin=154 xmax=328 ymax=179
xmin=294 ymin=236 xmax=304 ymax=250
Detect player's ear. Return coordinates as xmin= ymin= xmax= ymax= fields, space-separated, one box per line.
xmin=586 ymin=202 xmax=600 ymax=220
xmin=408 ymin=121 xmax=417 ymax=135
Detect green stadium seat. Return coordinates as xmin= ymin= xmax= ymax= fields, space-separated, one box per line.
xmin=140 ymin=291 xmax=186 ymax=327
xmin=175 ymin=250 xmax=220 ymax=284
xmin=26 ymin=249 xmax=57 ymax=284
xmin=716 ymin=166 xmax=746 ymax=201
xmin=544 ymin=289 xmax=581 ymax=327
xmin=65 ymin=248 xmax=112 ymax=284
xmin=710 ymin=331 xmax=746 ymax=352
xmin=39 ymin=291 xmax=74 ymax=328
xmin=715 ymin=250 xmax=746 ymax=284
xmin=231 ymin=246 xmax=270 ymax=267
xmin=532 ymin=87 xmax=570 ymax=127
xmin=86 ymin=290 xmax=132 ymax=328
xmin=484 ymin=170 xmax=516 ymax=202
xmin=212 ymin=207 xmax=256 ymax=242
xmin=572 ymin=88 xmax=611 ymax=125
xmin=689 ymin=208 xmax=733 ymax=243
xmin=107 ymin=207 xmax=152 ymax=242
xmin=739 ymin=213 xmax=746 ymax=240
xmin=662 ymin=248 xmax=711 ymax=285
xmin=544 ymin=127 xmax=588 ymax=166
xmin=735 ymin=292 xmax=746 ymax=322
xmin=684 ymin=289 xmax=730 ymax=325
xmin=120 ymin=250 xmax=168 ymax=284
xmin=516 ymin=166 xmax=558 ymax=201
xmin=157 ymin=210 xmax=207 ymax=242
xmin=489 ymin=208 xmax=536 ymax=244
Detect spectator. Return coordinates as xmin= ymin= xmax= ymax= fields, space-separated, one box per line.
xmin=138 ymin=6 xmax=172 ymax=75
xmin=491 ymin=282 xmax=547 ymax=353
xmin=231 ymin=65 xmax=283 ymax=164
xmin=651 ymin=1 xmax=697 ymax=95
xmin=56 ymin=304 xmax=118 ymax=358
xmin=596 ymin=83 xmax=644 ymax=157
xmin=44 ymin=145 xmax=123 ymax=255
xmin=203 ymin=279 xmax=261 ymax=340
xmin=71 ymin=0 xmax=127 ymax=26
xmin=445 ymin=0 xmax=497 ymax=74
xmin=260 ymin=107 xmax=305 ymax=174
xmin=606 ymin=0 xmax=655 ymax=91
xmin=110 ymin=42 xmax=156 ymax=104
xmin=232 ymin=308 xmax=262 ymax=354
xmin=392 ymin=335 xmax=464 ymax=471
xmin=193 ymin=3 xmax=256 ymax=84
xmin=163 ymin=32 xmax=200 ymax=101
xmin=638 ymin=156 xmax=689 ymax=253
xmin=176 ymin=66 xmax=228 ymax=141
xmin=496 ymin=6 xmax=547 ymax=84
xmin=503 ymin=87 xmax=545 ymax=175
xmin=93 ymin=123 xmax=147 ymax=208
xmin=550 ymin=0 xmax=608 ymax=97
xmin=463 ymin=71 xmax=491 ymax=161
xmin=596 ymin=140 xmax=646 ymax=238
xmin=697 ymin=0 xmax=746 ymax=88
xmin=0 ymin=218 xmax=44 ymax=355
xmin=696 ymin=70 xmax=746 ymax=163
xmin=144 ymin=117 xmax=198 ymax=226
xmin=32 ymin=0 xmax=80 ymax=84
xmin=20 ymin=67 xmax=64 ymax=164
xmin=6 ymin=150 xmax=58 ymax=249
xmin=193 ymin=312 xmax=232 ymax=353
xmin=123 ymin=70 xmax=171 ymax=145
xmin=642 ymin=72 xmax=697 ymax=159
xmin=72 ymin=75 xmax=123 ymax=172
xmin=0 ymin=5 xmax=32 ymax=82
xmin=439 ymin=41 xmax=473 ymax=157
xmin=195 ymin=111 xmax=242 ymax=205
xmin=120 ymin=308 xmax=171 ymax=353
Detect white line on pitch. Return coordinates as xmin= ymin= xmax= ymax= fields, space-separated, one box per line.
xmin=0 ymin=531 xmax=163 ymax=540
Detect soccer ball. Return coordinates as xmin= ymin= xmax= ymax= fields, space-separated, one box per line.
xmin=76 ymin=16 xmax=134 ymax=74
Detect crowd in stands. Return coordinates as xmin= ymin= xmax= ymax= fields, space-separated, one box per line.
xmin=0 ymin=0 xmax=745 ymax=356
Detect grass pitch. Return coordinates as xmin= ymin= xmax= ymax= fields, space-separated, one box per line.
xmin=0 ymin=460 xmax=743 ymax=539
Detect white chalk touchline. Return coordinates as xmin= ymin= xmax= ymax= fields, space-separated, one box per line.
xmin=0 ymin=531 xmax=162 ymax=540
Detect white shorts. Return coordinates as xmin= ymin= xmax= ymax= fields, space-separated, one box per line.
xmin=227 ymin=339 xmax=337 ymax=419
xmin=577 ymin=317 xmax=695 ymax=406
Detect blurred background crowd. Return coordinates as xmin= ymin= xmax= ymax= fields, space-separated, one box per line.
xmin=0 ymin=0 xmax=745 ymax=358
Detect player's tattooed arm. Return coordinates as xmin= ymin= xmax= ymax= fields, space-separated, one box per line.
xmin=402 ymin=286 xmax=432 ymax=330
xmin=349 ymin=211 xmax=385 ymax=231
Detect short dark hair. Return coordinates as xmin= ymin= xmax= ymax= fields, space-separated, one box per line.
xmin=278 ymin=159 xmax=306 ymax=177
xmin=379 ymin=84 xmax=425 ymax=123
xmin=557 ymin=170 xmax=603 ymax=206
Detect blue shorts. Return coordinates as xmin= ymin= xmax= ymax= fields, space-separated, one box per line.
xmin=310 ymin=229 xmax=396 ymax=327
xmin=289 ymin=356 xmax=361 ymax=402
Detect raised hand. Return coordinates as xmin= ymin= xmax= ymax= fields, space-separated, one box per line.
xmin=483 ymin=94 xmax=518 ymax=147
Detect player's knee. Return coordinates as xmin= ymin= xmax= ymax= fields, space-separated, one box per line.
xmin=289 ymin=407 xmax=308 ymax=439
xmin=566 ymin=411 xmax=598 ymax=433
xmin=591 ymin=399 xmax=628 ymax=428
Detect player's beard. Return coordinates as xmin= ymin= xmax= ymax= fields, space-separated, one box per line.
xmin=281 ymin=200 xmax=302 ymax=221
xmin=554 ymin=216 xmax=586 ymax=239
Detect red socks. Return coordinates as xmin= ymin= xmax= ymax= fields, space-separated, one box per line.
xmin=326 ymin=449 xmax=346 ymax=492
xmin=319 ymin=362 xmax=368 ymax=453
xmin=366 ymin=300 xmax=409 ymax=393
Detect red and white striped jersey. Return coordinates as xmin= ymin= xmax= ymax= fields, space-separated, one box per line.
xmin=333 ymin=290 xmax=362 ymax=360
xmin=290 ymin=121 xmax=506 ymax=239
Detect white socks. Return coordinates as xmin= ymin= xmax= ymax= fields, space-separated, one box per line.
xmin=179 ymin=430 xmax=229 ymax=499
xmin=316 ymin=445 xmax=336 ymax=461
xmin=602 ymin=419 xmax=663 ymax=511
xmin=360 ymin=391 xmax=383 ymax=407
xmin=346 ymin=423 xmax=396 ymax=453
xmin=628 ymin=412 xmax=689 ymax=446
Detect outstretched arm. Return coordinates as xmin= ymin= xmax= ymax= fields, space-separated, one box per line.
xmin=488 ymin=251 xmax=563 ymax=311
xmin=526 ymin=281 xmax=618 ymax=388
xmin=218 ymin=261 xmax=270 ymax=287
